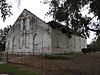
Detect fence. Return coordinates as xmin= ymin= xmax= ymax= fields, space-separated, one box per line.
xmin=0 ymin=51 xmax=100 ymax=75
xmin=0 ymin=52 xmax=72 ymax=75
xmin=0 ymin=51 xmax=7 ymax=62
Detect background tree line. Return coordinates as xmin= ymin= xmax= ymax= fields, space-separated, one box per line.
xmin=88 ymin=35 xmax=100 ymax=49
xmin=43 ymin=0 xmax=100 ymax=38
xmin=0 ymin=26 xmax=11 ymax=51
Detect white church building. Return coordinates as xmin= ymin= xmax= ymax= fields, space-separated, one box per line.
xmin=6 ymin=9 xmax=87 ymax=54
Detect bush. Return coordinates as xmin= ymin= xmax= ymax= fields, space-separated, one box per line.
xmin=40 ymin=54 xmax=69 ymax=59
xmin=81 ymin=48 xmax=97 ymax=53
xmin=81 ymin=48 xmax=91 ymax=53
xmin=96 ymin=49 xmax=100 ymax=51
xmin=89 ymin=48 xmax=96 ymax=52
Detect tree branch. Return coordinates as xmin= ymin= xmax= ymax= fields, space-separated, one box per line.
xmin=87 ymin=26 xmax=100 ymax=32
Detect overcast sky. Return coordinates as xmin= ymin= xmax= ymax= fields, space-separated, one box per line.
xmin=0 ymin=0 xmax=52 ymax=29
xmin=0 ymin=0 xmax=95 ymax=44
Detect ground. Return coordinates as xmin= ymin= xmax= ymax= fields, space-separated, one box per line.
xmin=0 ymin=52 xmax=100 ymax=75
xmin=0 ymin=64 xmax=39 ymax=75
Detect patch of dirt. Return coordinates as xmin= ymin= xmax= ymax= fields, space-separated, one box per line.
xmin=7 ymin=52 xmax=100 ymax=75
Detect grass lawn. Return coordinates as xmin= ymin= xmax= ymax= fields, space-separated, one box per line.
xmin=0 ymin=64 xmax=39 ymax=75
xmin=2 ymin=52 xmax=100 ymax=75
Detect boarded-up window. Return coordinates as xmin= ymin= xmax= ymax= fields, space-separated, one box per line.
xmin=18 ymin=36 xmax=20 ymax=48
xmin=84 ymin=39 xmax=86 ymax=48
xmin=67 ymin=36 xmax=69 ymax=48
xmin=20 ymin=20 xmax=23 ymax=31
xmin=8 ymin=40 xmax=10 ymax=49
xmin=25 ymin=33 xmax=30 ymax=48
xmin=74 ymin=37 xmax=76 ymax=48
xmin=26 ymin=18 xmax=30 ymax=30
xmin=79 ymin=37 xmax=81 ymax=48
xmin=20 ymin=35 xmax=23 ymax=48
xmin=23 ymin=19 xmax=26 ymax=31
xmin=12 ymin=37 xmax=16 ymax=50
xmin=56 ymin=32 xmax=59 ymax=48
xmin=33 ymin=34 xmax=38 ymax=53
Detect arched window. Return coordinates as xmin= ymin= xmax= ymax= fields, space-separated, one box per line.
xmin=26 ymin=18 xmax=30 ymax=30
xmin=25 ymin=33 xmax=30 ymax=48
xmin=56 ymin=32 xmax=59 ymax=48
xmin=74 ymin=37 xmax=76 ymax=48
xmin=12 ymin=37 xmax=15 ymax=52
xmin=20 ymin=20 xmax=23 ymax=31
xmin=7 ymin=40 xmax=10 ymax=49
xmin=67 ymin=36 xmax=69 ymax=48
xmin=33 ymin=33 xmax=37 ymax=53
xmin=23 ymin=18 xmax=26 ymax=31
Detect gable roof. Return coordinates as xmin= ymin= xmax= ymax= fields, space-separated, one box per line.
xmin=47 ymin=21 xmax=86 ymax=38
xmin=47 ymin=20 xmax=64 ymax=28
xmin=47 ymin=20 xmax=72 ymax=33
xmin=7 ymin=9 xmax=47 ymax=34
xmin=12 ymin=9 xmax=47 ymax=27
xmin=8 ymin=9 xmax=85 ymax=38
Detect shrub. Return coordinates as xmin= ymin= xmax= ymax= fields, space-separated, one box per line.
xmin=81 ymin=48 xmax=91 ymax=53
xmin=0 ymin=43 xmax=5 ymax=52
xmin=40 ymin=54 xmax=69 ymax=59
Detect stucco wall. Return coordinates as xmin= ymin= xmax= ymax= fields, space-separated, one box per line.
xmin=6 ymin=9 xmax=87 ymax=55
xmin=51 ymin=29 xmax=87 ymax=53
xmin=6 ymin=9 xmax=51 ymax=54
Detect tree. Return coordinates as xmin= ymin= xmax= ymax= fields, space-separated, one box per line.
xmin=0 ymin=0 xmax=12 ymax=21
xmin=88 ymin=35 xmax=100 ymax=49
xmin=0 ymin=25 xmax=11 ymax=51
xmin=44 ymin=0 xmax=100 ymax=37
xmin=0 ymin=0 xmax=21 ymax=21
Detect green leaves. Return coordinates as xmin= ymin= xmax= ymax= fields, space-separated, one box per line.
xmin=0 ymin=0 xmax=12 ymax=21
xmin=46 ymin=0 xmax=100 ymax=37
xmin=55 ymin=7 xmax=69 ymax=22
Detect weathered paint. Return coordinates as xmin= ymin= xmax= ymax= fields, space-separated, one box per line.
xmin=51 ymin=28 xmax=87 ymax=53
xmin=6 ymin=9 xmax=87 ymax=55
xmin=6 ymin=9 xmax=51 ymax=54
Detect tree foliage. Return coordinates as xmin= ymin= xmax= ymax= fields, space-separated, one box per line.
xmin=0 ymin=0 xmax=12 ymax=21
xmin=44 ymin=0 xmax=100 ymax=37
xmin=88 ymin=35 xmax=100 ymax=49
xmin=0 ymin=25 xmax=11 ymax=51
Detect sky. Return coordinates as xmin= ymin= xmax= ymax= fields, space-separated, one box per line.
xmin=0 ymin=0 xmax=52 ymax=29
xmin=0 ymin=0 xmax=95 ymax=44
